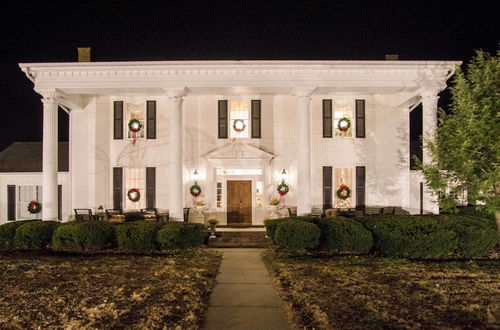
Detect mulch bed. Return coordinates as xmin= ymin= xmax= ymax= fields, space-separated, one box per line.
xmin=0 ymin=250 xmax=221 ymax=329
xmin=263 ymin=250 xmax=500 ymax=329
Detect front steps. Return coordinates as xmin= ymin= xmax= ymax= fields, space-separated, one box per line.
xmin=208 ymin=230 xmax=271 ymax=248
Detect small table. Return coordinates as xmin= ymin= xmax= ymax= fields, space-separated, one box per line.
xmin=95 ymin=213 xmax=106 ymax=221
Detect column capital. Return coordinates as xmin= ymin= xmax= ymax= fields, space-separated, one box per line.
xmin=420 ymin=87 xmax=441 ymax=102
xmin=36 ymin=89 xmax=61 ymax=104
xmin=164 ymin=87 xmax=186 ymax=103
xmin=293 ymin=87 xmax=316 ymax=102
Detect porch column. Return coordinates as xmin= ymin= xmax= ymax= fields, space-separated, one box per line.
xmin=294 ymin=87 xmax=316 ymax=216
xmin=41 ymin=91 xmax=60 ymax=220
xmin=165 ymin=88 xmax=185 ymax=220
xmin=421 ymin=88 xmax=440 ymax=214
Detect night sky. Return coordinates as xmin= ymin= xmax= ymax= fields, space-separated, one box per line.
xmin=0 ymin=0 xmax=498 ymax=152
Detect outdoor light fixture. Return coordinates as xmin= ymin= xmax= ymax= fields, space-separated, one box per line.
xmin=193 ymin=169 xmax=199 ymax=183
xmin=281 ymin=169 xmax=288 ymax=182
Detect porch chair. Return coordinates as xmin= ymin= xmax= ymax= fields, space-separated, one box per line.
xmin=324 ymin=208 xmax=338 ymax=218
xmin=140 ymin=208 xmax=170 ymax=222
xmin=364 ymin=207 xmax=383 ymax=216
xmin=382 ymin=207 xmax=396 ymax=215
xmin=105 ymin=208 xmax=122 ymax=220
xmin=287 ymin=207 xmax=297 ymax=218
xmin=311 ymin=208 xmax=324 ymax=219
xmin=183 ymin=208 xmax=190 ymax=222
xmin=74 ymin=209 xmax=97 ymax=221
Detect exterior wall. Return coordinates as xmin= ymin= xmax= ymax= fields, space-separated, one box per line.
xmin=0 ymin=172 xmax=70 ymax=224
xmin=66 ymin=92 xmax=417 ymax=223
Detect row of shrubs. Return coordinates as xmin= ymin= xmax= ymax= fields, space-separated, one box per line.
xmin=0 ymin=220 xmax=207 ymax=253
xmin=264 ymin=214 xmax=499 ymax=259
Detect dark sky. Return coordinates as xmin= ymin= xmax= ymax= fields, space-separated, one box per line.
xmin=0 ymin=0 xmax=498 ymax=152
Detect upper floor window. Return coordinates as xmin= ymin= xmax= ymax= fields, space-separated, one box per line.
xmin=114 ymin=100 xmax=156 ymax=141
xmin=334 ymin=100 xmax=353 ymax=137
xmin=230 ymin=101 xmax=249 ymax=138
xmin=127 ymin=103 xmax=145 ymax=140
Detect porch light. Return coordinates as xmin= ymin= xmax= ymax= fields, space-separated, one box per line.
xmin=192 ymin=169 xmax=199 ymax=183
xmin=281 ymin=169 xmax=288 ymax=182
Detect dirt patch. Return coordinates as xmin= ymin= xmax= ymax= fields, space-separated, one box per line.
xmin=262 ymin=250 xmax=500 ymax=329
xmin=0 ymin=250 xmax=221 ymax=329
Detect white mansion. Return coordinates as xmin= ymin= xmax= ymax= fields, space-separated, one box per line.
xmin=1 ymin=58 xmax=459 ymax=225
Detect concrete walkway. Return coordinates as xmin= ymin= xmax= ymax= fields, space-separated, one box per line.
xmin=204 ymin=249 xmax=291 ymax=330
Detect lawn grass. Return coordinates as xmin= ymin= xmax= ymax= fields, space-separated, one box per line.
xmin=262 ymin=250 xmax=500 ymax=329
xmin=0 ymin=250 xmax=222 ymax=329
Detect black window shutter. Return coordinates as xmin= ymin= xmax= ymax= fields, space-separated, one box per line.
xmin=356 ymin=166 xmax=366 ymax=207
xmin=323 ymin=100 xmax=333 ymax=138
xmin=58 ymin=185 xmax=62 ymax=220
xmin=114 ymin=101 xmax=124 ymax=140
xmin=113 ymin=167 xmax=123 ymax=209
xmin=146 ymin=167 xmax=156 ymax=209
xmin=218 ymin=100 xmax=228 ymax=139
xmin=146 ymin=100 xmax=156 ymax=139
xmin=7 ymin=185 xmax=15 ymax=221
xmin=251 ymin=100 xmax=261 ymax=138
xmin=323 ymin=166 xmax=333 ymax=210
xmin=355 ymin=99 xmax=365 ymax=138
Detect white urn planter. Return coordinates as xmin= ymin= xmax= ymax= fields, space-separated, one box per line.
xmin=266 ymin=204 xmax=284 ymax=219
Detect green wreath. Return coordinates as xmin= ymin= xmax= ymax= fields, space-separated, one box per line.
xmin=277 ymin=182 xmax=289 ymax=196
xmin=127 ymin=188 xmax=141 ymax=202
xmin=128 ymin=119 xmax=143 ymax=133
xmin=233 ymin=119 xmax=246 ymax=133
xmin=336 ymin=185 xmax=351 ymax=200
xmin=27 ymin=201 xmax=42 ymax=214
xmin=190 ymin=184 xmax=202 ymax=197
xmin=337 ymin=117 xmax=351 ymax=132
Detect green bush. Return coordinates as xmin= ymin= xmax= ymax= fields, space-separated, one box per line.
xmin=52 ymin=221 xmax=115 ymax=252
xmin=264 ymin=217 xmax=311 ymax=243
xmin=124 ymin=212 xmax=145 ymax=222
xmin=442 ymin=215 xmax=498 ymax=258
xmin=116 ymin=222 xmax=164 ymax=252
xmin=0 ymin=220 xmax=37 ymax=250
xmin=363 ymin=215 xmax=457 ymax=259
xmin=157 ymin=222 xmax=206 ymax=249
xmin=320 ymin=217 xmax=373 ymax=254
xmin=14 ymin=221 xmax=59 ymax=250
xmin=275 ymin=220 xmax=320 ymax=250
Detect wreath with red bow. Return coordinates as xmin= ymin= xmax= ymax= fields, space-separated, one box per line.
xmin=336 ymin=184 xmax=351 ymax=200
xmin=27 ymin=200 xmax=42 ymax=214
xmin=233 ymin=119 xmax=246 ymax=133
xmin=277 ymin=182 xmax=289 ymax=196
xmin=337 ymin=117 xmax=351 ymax=132
xmin=190 ymin=184 xmax=202 ymax=197
xmin=127 ymin=188 xmax=141 ymax=202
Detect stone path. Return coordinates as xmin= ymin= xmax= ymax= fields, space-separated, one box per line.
xmin=204 ymin=248 xmax=291 ymax=330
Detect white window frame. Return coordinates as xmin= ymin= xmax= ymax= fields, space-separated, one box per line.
xmin=126 ymin=102 xmax=146 ymax=140
xmin=17 ymin=185 xmax=42 ymax=220
xmin=333 ymin=99 xmax=355 ymax=138
xmin=124 ymin=168 xmax=146 ymax=210
xmin=229 ymin=100 xmax=251 ymax=139
xmin=333 ymin=167 xmax=356 ymax=208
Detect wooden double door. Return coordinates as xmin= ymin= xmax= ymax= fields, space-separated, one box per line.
xmin=227 ymin=180 xmax=252 ymax=225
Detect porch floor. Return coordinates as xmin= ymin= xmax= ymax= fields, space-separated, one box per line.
xmin=217 ymin=227 xmax=266 ymax=232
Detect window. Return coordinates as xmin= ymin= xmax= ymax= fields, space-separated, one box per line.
xmin=334 ymin=168 xmax=354 ymax=208
xmin=255 ymin=181 xmax=263 ymax=207
xmin=127 ymin=103 xmax=145 ymax=140
xmin=216 ymin=182 xmax=223 ymax=208
xmin=229 ymin=101 xmax=250 ymax=138
xmin=17 ymin=185 xmax=42 ymax=219
xmin=334 ymin=100 xmax=353 ymax=137
xmin=124 ymin=168 xmax=145 ymax=210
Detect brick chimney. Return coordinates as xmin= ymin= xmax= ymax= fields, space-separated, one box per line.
xmin=385 ymin=54 xmax=399 ymax=60
xmin=78 ymin=47 xmax=91 ymax=62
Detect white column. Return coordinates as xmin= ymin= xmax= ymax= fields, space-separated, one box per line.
xmin=294 ymin=87 xmax=316 ymax=216
xmin=41 ymin=92 xmax=59 ymax=220
xmin=165 ymin=88 xmax=185 ymax=220
xmin=421 ymin=88 xmax=440 ymax=214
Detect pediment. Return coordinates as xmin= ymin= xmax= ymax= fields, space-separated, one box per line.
xmin=204 ymin=142 xmax=274 ymax=168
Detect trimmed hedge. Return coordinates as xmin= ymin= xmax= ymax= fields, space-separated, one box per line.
xmin=318 ymin=217 xmax=373 ymax=254
xmin=157 ymin=222 xmax=206 ymax=249
xmin=116 ymin=222 xmax=164 ymax=252
xmin=361 ymin=215 xmax=458 ymax=259
xmin=275 ymin=220 xmax=320 ymax=250
xmin=442 ymin=215 xmax=498 ymax=258
xmin=14 ymin=221 xmax=59 ymax=250
xmin=0 ymin=220 xmax=37 ymax=250
xmin=52 ymin=221 xmax=115 ymax=252
xmin=264 ymin=217 xmax=311 ymax=243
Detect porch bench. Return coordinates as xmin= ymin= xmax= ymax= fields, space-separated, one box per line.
xmin=140 ymin=208 xmax=169 ymax=222
xmin=364 ymin=207 xmax=383 ymax=216
xmin=74 ymin=208 xmax=98 ymax=221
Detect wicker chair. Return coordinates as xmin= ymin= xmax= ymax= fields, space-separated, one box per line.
xmin=105 ymin=208 xmax=122 ymax=219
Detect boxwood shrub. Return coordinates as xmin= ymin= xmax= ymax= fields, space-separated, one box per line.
xmin=320 ymin=217 xmax=373 ymax=254
xmin=14 ymin=221 xmax=59 ymax=250
xmin=442 ymin=215 xmax=498 ymax=258
xmin=157 ymin=222 xmax=206 ymax=249
xmin=0 ymin=220 xmax=37 ymax=250
xmin=275 ymin=220 xmax=320 ymax=250
xmin=264 ymin=217 xmax=311 ymax=243
xmin=115 ymin=222 xmax=164 ymax=252
xmin=52 ymin=221 xmax=115 ymax=252
xmin=362 ymin=215 xmax=458 ymax=259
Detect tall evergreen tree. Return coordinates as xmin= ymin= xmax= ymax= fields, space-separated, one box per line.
xmin=419 ymin=49 xmax=499 ymax=219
